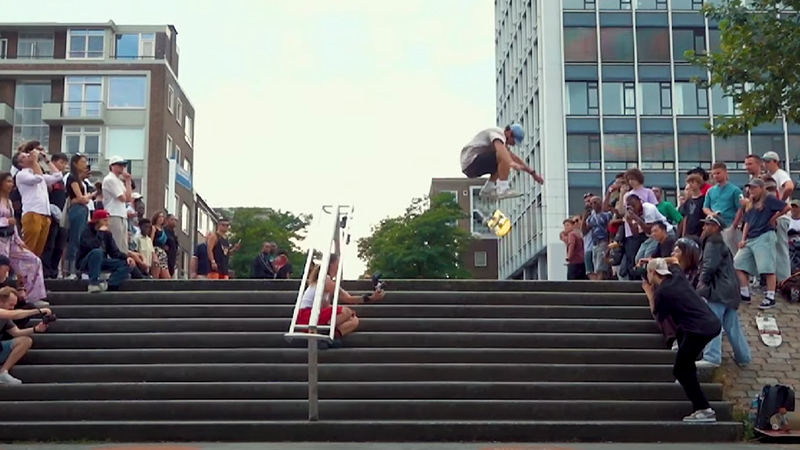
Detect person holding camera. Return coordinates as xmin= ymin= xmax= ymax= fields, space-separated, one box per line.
xmin=102 ymin=156 xmax=134 ymax=254
xmin=0 ymin=286 xmax=53 ymax=385
xmin=623 ymin=194 xmax=672 ymax=277
xmin=77 ymin=210 xmax=134 ymax=293
xmin=297 ymin=254 xmax=384 ymax=348
xmin=11 ymin=142 xmax=64 ymax=257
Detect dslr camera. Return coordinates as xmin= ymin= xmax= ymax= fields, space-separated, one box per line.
xmin=372 ymin=272 xmax=386 ymax=291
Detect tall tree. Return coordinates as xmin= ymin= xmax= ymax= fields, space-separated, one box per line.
xmin=689 ymin=0 xmax=800 ymax=136
xmin=216 ymin=207 xmax=312 ymax=279
xmin=357 ymin=193 xmax=474 ymax=279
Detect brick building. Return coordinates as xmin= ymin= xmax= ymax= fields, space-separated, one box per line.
xmin=0 ymin=21 xmax=199 ymax=276
xmin=429 ymin=177 xmax=499 ymax=279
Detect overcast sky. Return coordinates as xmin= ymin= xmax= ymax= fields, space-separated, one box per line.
xmin=5 ymin=0 xmax=497 ymax=277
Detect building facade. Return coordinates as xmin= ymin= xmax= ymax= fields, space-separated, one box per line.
xmin=429 ymin=178 xmax=499 ymax=279
xmin=0 ymin=21 xmax=200 ymax=276
xmin=495 ymin=0 xmax=800 ymax=280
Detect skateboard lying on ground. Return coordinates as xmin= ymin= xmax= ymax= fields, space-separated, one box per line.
xmin=473 ymin=196 xmax=511 ymax=238
xmin=756 ymin=314 xmax=782 ymax=347
xmin=757 ymin=411 xmax=800 ymax=437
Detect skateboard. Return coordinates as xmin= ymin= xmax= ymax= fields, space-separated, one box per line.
xmin=473 ymin=195 xmax=511 ymax=238
xmin=756 ymin=314 xmax=782 ymax=347
xmin=756 ymin=411 xmax=800 ymax=437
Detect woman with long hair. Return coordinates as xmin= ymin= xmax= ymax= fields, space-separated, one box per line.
xmin=64 ymin=154 xmax=94 ymax=277
xmin=0 ymin=172 xmax=47 ymax=304
xmin=296 ymin=254 xmax=384 ymax=347
xmin=150 ymin=211 xmax=171 ymax=279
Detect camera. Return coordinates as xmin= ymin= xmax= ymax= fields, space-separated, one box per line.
xmin=372 ymin=272 xmax=386 ymax=291
xmin=41 ymin=313 xmax=58 ymax=325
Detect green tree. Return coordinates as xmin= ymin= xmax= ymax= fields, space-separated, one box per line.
xmin=216 ymin=207 xmax=312 ymax=279
xmin=357 ymin=193 xmax=474 ymax=279
xmin=689 ymin=0 xmax=800 ymax=136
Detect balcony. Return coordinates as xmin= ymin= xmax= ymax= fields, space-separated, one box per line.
xmin=42 ymin=101 xmax=106 ymax=125
xmin=0 ymin=103 xmax=12 ymax=127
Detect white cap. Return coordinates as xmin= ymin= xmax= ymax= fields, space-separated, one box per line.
xmin=131 ymin=193 xmax=143 ymax=200
xmin=762 ymin=151 xmax=781 ymax=162
xmin=108 ymin=156 xmax=126 ymax=166
xmin=646 ymin=258 xmax=672 ymax=276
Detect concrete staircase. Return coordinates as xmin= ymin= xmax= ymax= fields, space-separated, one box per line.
xmin=0 ymin=279 xmax=742 ymax=443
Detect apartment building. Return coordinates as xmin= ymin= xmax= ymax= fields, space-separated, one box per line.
xmin=494 ymin=0 xmax=799 ymax=280
xmin=429 ymin=178 xmax=499 ymax=279
xmin=0 ymin=21 xmax=199 ymax=276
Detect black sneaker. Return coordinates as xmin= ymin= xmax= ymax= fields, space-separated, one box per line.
xmin=741 ymin=295 xmax=751 ymax=303
xmin=759 ymin=298 xmax=776 ymax=310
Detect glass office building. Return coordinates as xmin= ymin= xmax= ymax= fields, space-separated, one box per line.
xmin=495 ymin=0 xmax=800 ymax=280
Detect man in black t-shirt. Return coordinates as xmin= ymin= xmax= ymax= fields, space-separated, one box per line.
xmin=643 ymin=258 xmax=722 ymax=423
xmin=651 ymin=222 xmax=676 ymax=258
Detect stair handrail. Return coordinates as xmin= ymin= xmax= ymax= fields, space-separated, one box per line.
xmin=283 ymin=204 xmax=354 ymax=421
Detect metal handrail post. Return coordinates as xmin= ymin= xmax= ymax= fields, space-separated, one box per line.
xmin=328 ymin=206 xmax=354 ymax=340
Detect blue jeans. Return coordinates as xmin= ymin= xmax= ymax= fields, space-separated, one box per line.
xmin=79 ymin=248 xmax=130 ymax=287
xmin=66 ymin=204 xmax=89 ymax=264
xmin=702 ymin=301 xmax=752 ymax=366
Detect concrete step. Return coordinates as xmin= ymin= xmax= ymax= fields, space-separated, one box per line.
xmin=33 ymin=332 xmax=668 ymax=349
xmin=50 ymin=304 xmax=656 ymax=319
xmin=46 ymin=318 xmax=660 ymax=334
xmin=0 ymin=399 xmax=734 ymax=421
xmin=45 ymin=279 xmax=644 ymax=293
xmin=10 ymin=363 xmax=711 ymax=383
xmin=46 ymin=290 xmax=647 ymax=306
xmin=0 ymin=420 xmax=743 ymax=442
xmin=22 ymin=347 xmax=677 ymax=365
xmin=0 ymin=381 xmax=725 ymax=401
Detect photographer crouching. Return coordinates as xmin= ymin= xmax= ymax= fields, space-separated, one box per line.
xmin=0 ymin=286 xmax=54 ymax=385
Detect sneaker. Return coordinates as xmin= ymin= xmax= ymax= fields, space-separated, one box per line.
xmin=99 ymin=282 xmax=108 ymax=292
xmin=0 ymin=370 xmax=22 ymax=385
xmin=66 ymin=273 xmax=79 ymax=281
xmin=741 ymin=295 xmax=751 ymax=303
xmin=759 ymin=298 xmax=777 ymax=310
xmin=479 ymin=185 xmax=497 ymax=199
xmin=696 ymin=359 xmax=720 ymax=369
xmin=683 ymin=408 xmax=716 ymax=423
xmin=496 ymin=188 xmax=523 ymax=199
xmin=87 ymin=284 xmax=103 ymax=294
xmin=671 ymin=341 xmax=679 ymax=351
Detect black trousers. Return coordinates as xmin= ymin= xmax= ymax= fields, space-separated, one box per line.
xmin=674 ymin=330 xmax=717 ymax=411
xmin=567 ymin=262 xmax=587 ymax=280
xmin=40 ymin=219 xmax=66 ymax=278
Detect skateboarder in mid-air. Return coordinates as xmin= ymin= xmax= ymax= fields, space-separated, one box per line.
xmin=460 ymin=124 xmax=544 ymax=200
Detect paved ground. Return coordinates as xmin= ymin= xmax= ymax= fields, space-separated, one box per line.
xmin=3 ymin=444 xmax=800 ymax=450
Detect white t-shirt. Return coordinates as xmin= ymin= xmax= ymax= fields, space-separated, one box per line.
xmin=102 ymin=172 xmax=127 ymax=218
xmin=625 ymin=202 xmax=672 ymax=237
xmin=460 ymin=127 xmax=505 ymax=173
xmin=790 ymin=217 xmax=800 ymax=233
xmin=770 ymin=169 xmax=792 ymax=198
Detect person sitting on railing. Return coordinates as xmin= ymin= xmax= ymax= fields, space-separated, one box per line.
xmin=296 ymin=254 xmax=384 ymax=346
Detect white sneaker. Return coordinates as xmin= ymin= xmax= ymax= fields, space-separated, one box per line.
xmin=0 ymin=370 xmax=22 ymax=385
xmin=671 ymin=341 xmax=679 ymax=351
xmin=87 ymin=284 xmax=103 ymax=294
xmin=479 ymin=185 xmax=497 ymax=199
xmin=496 ymin=188 xmax=523 ymax=199
xmin=66 ymin=274 xmax=78 ymax=281
xmin=696 ymin=359 xmax=720 ymax=369
xmin=100 ymin=281 xmax=108 ymax=292
xmin=683 ymin=408 xmax=716 ymax=423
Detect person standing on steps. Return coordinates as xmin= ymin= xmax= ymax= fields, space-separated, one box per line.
xmin=460 ymin=124 xmax=544 ymax=200
xmin=642 ymin=258 xmax=721 ymax=423
xmin=207 ymin=218 xmax=240 ymax=280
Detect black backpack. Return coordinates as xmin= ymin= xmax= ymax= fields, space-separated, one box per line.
xmin=756 ymin=384 xmax=796 ymax=430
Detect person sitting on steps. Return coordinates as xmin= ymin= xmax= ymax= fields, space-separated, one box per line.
xmin=77 ymin=209 xmax=134 ymax=293
xmin=460 ymin=124 xmax=544 ymax=200
xmin=0 ymin=286 xmax=53 ymax=385
xmin=296 ymin=254 xmax=384 ymax=348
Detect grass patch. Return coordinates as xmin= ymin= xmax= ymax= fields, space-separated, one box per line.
xmin=733 ymin=407 xmax=756 ymax=442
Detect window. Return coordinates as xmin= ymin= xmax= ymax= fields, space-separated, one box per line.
xmin=638 ymin=82 xmax=672 ymax=115
xmin=176 ymin=99 xmax=183 ymax=125
xmin=603 ymin=82 xmax=636 ymax=116
xmin=600 ymin=28 xmax=635 ymax=62
xmin=197 ymin=209 xmax=207 ymax=234
xmin=107 ymin=128 xmax=145 ymax=160
xmin=166 ymin=135 xmax=173 ymax=160
xmin=185 ymin=116 xmax=194 ymax=145
xmin=566 ymin=82 xmax=599 ymax=115
xmin=604 ymin=134 xmax=638 ymax=170
xmin=108 ymin=77 xmax=146 ymax=109
xmin=636 ymin=0 xmax=668 ymax=9
xmin=0 ymin=39 xmax=7 ymax=59
xmin=168 ymin=86 xmax=175 ymax=114
xmin=752 ymin=135 xmax=785 ymax=159
xmin=567 ymin=134 xmax=602 ymax=170
xmin=673 ymin=29 xmax=706 ymax=61
xmin=711 ymin=86 xmax=741 ymax=116
xmin=63 ymin=126 xmax=101 ymax=157
xmin=674 ymin=83 xmax=708 ymax=116
xmin=174 ymin=145 xmax=181 ymax=163
xmin=474 ymin=251 xmax=488 ymax=268
xmin=672 ymin=0 xmax=704 ymax=10
xmin=677 ymin=134 xmax=712 ymax=170
xmin=471 ymin=186 xmax=494 ymax=236
xmin=440 ymin=190 xmax=459 ymax=226
xmin=636 ymin=28 xmax=670 ymax=62
xmin=563 ymin=0 xmax=596 ymax=8
xmin=640 ymin=134 xmax=675 ymax=170
xmin=182 ymin=158 xmax=192 ymax=175
xmin=114 ymin=33 xmax=155 ymax=59
xmin=65 ymin=77 xmax=103 ymax=117
xmin=708 ymin=29 xmax=721 ymax=54
xmin=599 ymin=0 xmax=631 ymax=9
xmin=564 ymin=28 xmax=598 ymax=62
xmin=181 ymin=203 xmax=190 ymax=235
xmin=17 ymin=33 xmax=54 ymax=59
xmin=164 ymin=186 xmax=170 ymax=212
xmin=715 ymin=135 xmax=749 ymax=167
xmin=13 ymin=83 xmax=51 ymax=150
xmin=68 ymin=30 xmax=105 ymax=59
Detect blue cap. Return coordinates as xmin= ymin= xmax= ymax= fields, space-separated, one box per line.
xmin=508 ymin=124 xmax=525 ymax=143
